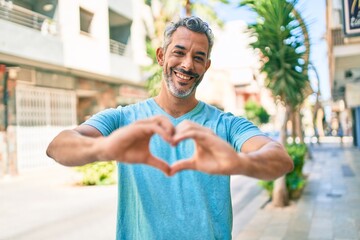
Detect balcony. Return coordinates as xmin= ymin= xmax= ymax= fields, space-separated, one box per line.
xmin=331 ymin=28 xmax=344 ymax=46
xmin=0 ymin=1 xmax=63 ymax=67
xmin=0 ymin=1 xmax=58 ymax=36
xmin=109 ymin=39 xmax=126 ymax=56
xmin=108 ymin=8 xmax=131 ymax=57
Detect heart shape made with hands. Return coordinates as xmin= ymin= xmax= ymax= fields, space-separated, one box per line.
xmin=116 ymin=117 xmax=235 ymax=177
xmin=148 ymin=132 xmax=195 ymax=176
xmin=136 ymin=120 xmax=233 ymax=177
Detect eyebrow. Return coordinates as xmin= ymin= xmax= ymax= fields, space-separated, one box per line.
xmin=174 ymin=45 xmax=207 ymax=57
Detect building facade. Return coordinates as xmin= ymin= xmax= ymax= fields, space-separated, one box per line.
xmin=0 ymin=0 xmax=148 ymax=175
xmin=327 ymin=0 xmax=360 ymax=147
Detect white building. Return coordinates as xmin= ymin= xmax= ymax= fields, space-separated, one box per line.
xmin=0 ymin=0 xmax=148 ymax=174
xmin=327 ymin=0 xmax=360 ymax=146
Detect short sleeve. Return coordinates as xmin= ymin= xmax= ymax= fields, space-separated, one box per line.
xmin=82 ymin=108 xmax=122 ymax=136
xmin=229 ymin=117 xmax=265 ymax=152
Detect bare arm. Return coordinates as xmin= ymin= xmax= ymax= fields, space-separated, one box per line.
xmin=169 ymin=121 xmax=293 ymax=180
xmin=46 ymin=125 xmax=104 ymax=167
xmin=235 ymin=136 xmax=294 ymax=180
xmin=46 ymin=116 xmax=176 ymax=175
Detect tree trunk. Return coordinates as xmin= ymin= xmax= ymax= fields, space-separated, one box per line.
xmin=272 ymin=176 xmax=289 ymax=207
xmin=271 ymin=104 xmax=290 ymax=207
xmin=184 ymin=0 xmax=191 ymax=16
xmin=295 ymin=109 xmax=304 ymax=143
xmin=291 ymin=110 xmax=296 ymax=141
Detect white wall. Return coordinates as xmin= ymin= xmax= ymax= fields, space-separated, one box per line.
xmin=110 ymin=54 xmax=142 ymax=83
xmin=0 ymin=19 xmax=63 ymax=65
xmin=58 ymin=0 xmax=110 ymax=75
xmin=108 ymin=0 xmax=133 ymax=20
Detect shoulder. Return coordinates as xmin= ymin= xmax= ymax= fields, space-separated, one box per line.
xmin=199 ymin=102 xmax=227 ymax=118
xmin=81 ymin=99 xmax=154 ymax=136
xmin=82 ymin=107 xmax=122 ymax=136
xmin=121 ymin=98 xmax=155 ymax=110
xmin=200 ymin=102 xmax=245 ymax=123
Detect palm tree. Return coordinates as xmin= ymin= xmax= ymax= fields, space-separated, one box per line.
xmin=239 ymin=0 xmax=311 ymax=207
xmin=142 ymin=0 xmax=229 ymax=96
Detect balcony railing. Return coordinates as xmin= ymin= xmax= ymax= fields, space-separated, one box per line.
xmin=109 ymin=39 xmax=127 ymax=56
xmin=332 ymin=28 xmax=344 ymax=46
xmin=0 ymin=1 xmax=58 ymax=35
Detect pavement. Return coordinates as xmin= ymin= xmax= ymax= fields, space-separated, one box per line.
xmin=235 ymin=141 xmax=360 ymax=240
xmin=0 ymin=166 xmax=117 ymax=240
xmin=0 ymin=141 xmax=359 ymax=240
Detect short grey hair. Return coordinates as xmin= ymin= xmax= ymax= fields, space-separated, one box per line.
xmin=162 ymin=16 xmax=214 ymax=58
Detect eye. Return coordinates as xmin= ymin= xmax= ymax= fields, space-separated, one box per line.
xmin=174 ymin=51 xmax=184 ymax=56
xmin=194 ymin=56 xmax=205 ymax=62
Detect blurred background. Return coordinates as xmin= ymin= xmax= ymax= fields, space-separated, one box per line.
xmin=0 ymin=0 xmax=359 ymax=239
xmin=0 ymin=0 xmax=359 ymax=174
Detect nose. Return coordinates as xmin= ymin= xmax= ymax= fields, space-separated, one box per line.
xmin=181 ymin=55 xmax=194 ymax=71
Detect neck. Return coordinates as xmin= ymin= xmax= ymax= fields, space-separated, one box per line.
xmin=154 ymin=87 xmax=198 ymax=118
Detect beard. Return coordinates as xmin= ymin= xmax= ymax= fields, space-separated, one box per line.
xmin=164 ymin=67 xmax=203 ymax=99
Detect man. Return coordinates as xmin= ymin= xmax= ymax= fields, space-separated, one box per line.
xmin=47 ymin=16 xmax=293 ymax=239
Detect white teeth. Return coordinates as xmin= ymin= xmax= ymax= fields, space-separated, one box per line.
xmin=175 ymin=72 xmax=191 ymax=80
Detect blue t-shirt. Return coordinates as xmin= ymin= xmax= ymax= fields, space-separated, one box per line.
xmin=84 ymin=98 xmax=264 ymax=240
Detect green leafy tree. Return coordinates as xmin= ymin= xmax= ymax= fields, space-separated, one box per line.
xmin=244 ymin=100 xmax=270 ymax=126
xmin=240 ymin=0 xmax=311 ymax=207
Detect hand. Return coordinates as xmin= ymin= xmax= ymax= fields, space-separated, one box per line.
xmin=98 ymin=115 xmax=175 ymax=176
xmin=169 ymin=120 xmax=241 ymax=176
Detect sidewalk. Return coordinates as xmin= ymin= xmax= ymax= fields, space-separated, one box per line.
xmin=234 ymin=142 xmax=360 ymax=240
xmin=0 ymin=142 xmax=359 ymax=240
xmin=0 ymin=166 xmax=118 ymax=240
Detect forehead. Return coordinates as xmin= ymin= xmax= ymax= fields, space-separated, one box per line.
xmin=168 ymin=27 xmax=209 ymax=54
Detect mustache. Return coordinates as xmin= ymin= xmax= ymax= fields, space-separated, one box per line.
xmin=171 ymin=67 xmax=199 ymax=79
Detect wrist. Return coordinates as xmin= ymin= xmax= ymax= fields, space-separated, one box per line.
xmin=233 ymin=152 xmax=251 ymax=176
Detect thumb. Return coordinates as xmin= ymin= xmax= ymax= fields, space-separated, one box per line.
xmin=169 ymin=159 xmax=195 ymax=176
xmin=146 ymin=155 xmax=171 ymax=176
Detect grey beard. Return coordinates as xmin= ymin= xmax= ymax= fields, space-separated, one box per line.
xmin=164 ymin=72 xmax=202 ymax=98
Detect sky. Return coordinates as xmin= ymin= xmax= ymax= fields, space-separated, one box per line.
xmin=214 ymin=0 xmax=331 ymax=102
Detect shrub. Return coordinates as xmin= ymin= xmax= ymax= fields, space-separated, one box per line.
xmin=74 ymin=161 xmax=117 ymax=186
xmin=244 ymin=100 xmax=270 ymax=126
xmin=259 ymin=143 xmax=308 ymax=200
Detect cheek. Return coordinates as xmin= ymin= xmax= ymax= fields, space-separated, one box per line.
xmin=164 ymin=60 xmax=175 ymax=72
xmin=194 ymin=61 xmax=208 ymax=71
xmin=163 ymin=64 xmax=172 ymax=76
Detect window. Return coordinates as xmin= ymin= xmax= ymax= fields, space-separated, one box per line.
xmin=79 ymin=7 xmax=93 ymax=34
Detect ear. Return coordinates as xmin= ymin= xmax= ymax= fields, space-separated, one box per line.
xmin=156 ymin=47 xmax=164 ymax=66
xmin=205 ymin=59 xmax=211 ymax=71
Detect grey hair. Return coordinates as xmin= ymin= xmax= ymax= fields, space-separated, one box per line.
xmin=162 ymin=16 xmax=214 ymax=58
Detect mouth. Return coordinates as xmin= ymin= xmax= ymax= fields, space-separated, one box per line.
xmin=172 ymin=68 xmax=198 ymax=85
xmin=174 ymin=71 xmax=192 ymax=85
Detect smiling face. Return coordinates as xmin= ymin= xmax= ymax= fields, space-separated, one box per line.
xmin=156 ymin=27 xmax=211 ymax=99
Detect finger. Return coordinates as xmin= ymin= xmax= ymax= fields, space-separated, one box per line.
xmin=142 ymin=115 xmax=175 ymax=137
xmin=147 ymin=124 xmax=175 ymax=144
xmin=169 ymin=159 xmax=195 ymax=176
xmin=152 ymin=115 xmax=175 ymax=136
xmin=146 ymin=155 xmax=171 ymax=176
xmin=135 ymin=116 xmax=175 ymax=143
